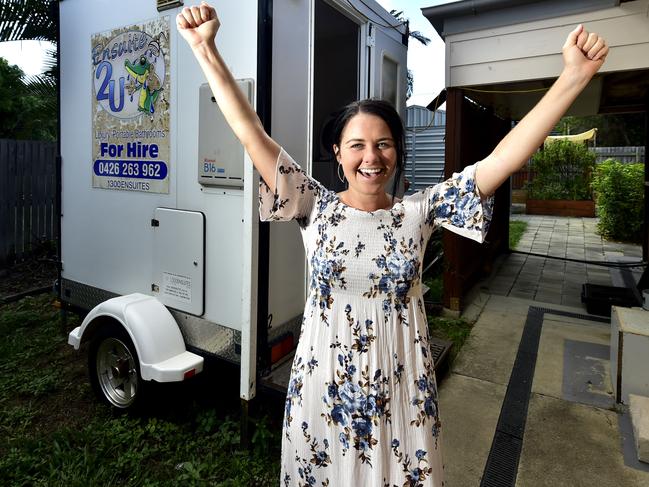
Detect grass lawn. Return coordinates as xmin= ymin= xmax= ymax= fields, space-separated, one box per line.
xmin=428 ymin=315 xmax=473 ymax=365
xmin=0 ymin=294 xmax=283 ymax=486
xmin=509 ymin=219 xmax=528 ymax=249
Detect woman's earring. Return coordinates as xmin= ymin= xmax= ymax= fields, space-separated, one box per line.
xmin=337 ymin=163 xmax=346 ymax=183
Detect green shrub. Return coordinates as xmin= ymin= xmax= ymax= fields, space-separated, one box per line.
xmin=527 ymin=139 xmax=595 ymax=200
xmin=592 ymin=159 xmax=644 ymax=242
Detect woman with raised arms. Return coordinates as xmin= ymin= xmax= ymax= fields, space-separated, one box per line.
xmin=177 ymin=3 xmax=608 ymax=485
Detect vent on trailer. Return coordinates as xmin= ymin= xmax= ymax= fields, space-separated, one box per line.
xmin=157 ymin=0 xmax=183 ymax=12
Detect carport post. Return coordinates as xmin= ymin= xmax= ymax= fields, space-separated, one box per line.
xmin=644 ymin=101 xmax=648 ymax=261
xmin=443 ymin=87 xmax=464 ymax=311
xmin=636 ymin=101 xmax=649 ymax=292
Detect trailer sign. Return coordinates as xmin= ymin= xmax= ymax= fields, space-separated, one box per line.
xmin=91 ymin=17 xmax=171 ymax=193
xmin=162 ymin=272 xmax=192 ymax=304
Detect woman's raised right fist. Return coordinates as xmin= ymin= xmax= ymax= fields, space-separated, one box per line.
xmin=176 ymin=1 xmax=220 ymax=49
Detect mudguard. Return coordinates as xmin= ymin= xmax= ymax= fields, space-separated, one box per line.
xmin=68 ymin=293 xmax=203 ymax=381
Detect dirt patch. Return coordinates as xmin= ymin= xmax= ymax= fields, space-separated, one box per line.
xmin=0 ymin=250 xmax=58 ymax=300
xmin=29 ymin=343 xmax=100 ymax=437
xmin=0 ymin=294 xmax=96 ymax=442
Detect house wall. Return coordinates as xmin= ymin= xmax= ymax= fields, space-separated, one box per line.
xmin=444 ymin=0 xmax=649 ymax=88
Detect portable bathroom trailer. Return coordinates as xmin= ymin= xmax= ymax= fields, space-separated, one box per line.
xmin=60 ymin=0 xmax=407 ymax=409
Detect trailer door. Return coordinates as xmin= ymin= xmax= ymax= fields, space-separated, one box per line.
xmin=311 ymin=0 xmax=361 ymax=192
xmin=368 ymin=21 xmax=407 ymax=118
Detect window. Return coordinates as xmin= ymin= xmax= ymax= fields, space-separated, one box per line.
xmin=381 ymin=54 xmax=398 ymax=110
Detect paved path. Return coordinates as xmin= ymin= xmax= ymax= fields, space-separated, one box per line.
xmin=438 ymin=216 xmax=648 ymax=486
xmin=439 ymin=295 xmax=649 ymax=487
xmin=484 ymin=215 xmax=643 ymax=308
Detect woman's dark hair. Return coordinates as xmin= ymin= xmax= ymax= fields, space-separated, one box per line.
xmin=330 ymin=99 xmax=406 ymax=198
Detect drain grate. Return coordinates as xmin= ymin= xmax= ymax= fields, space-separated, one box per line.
xmin=480 ymin=307 xmax=610 ymax=487
xmin=533 ymin=307 xmax=610 ymax=324
xmin=431 ymin=337 xmax=452 ymax=371
xmin=480 ymin=431 xmax=522 ymax=487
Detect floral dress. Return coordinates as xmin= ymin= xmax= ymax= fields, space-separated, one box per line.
xmin=259 ymin=148 xmax=493 ymax=487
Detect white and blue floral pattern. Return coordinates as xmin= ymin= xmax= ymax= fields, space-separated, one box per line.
xmin=260 ymin=148 xmax=493 ymax=487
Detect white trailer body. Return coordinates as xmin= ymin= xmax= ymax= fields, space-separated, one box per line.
xmin=60 ymin=0 xmax=407 ymax=407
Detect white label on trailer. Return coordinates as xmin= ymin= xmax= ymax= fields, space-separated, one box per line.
xmin=91 ymin=17 xmax=171 ymax=194
xmin=162 ymin=272 xmax=192 ymax=304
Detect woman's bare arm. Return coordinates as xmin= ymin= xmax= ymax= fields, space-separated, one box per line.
xmin=176 ymin=2 xmax=280 ymax=191
xmin=475 ymin=25 xmax=609 ymax=197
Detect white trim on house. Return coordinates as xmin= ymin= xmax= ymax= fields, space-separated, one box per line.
xmin=441 ymin=0 xmax=649 ymax=88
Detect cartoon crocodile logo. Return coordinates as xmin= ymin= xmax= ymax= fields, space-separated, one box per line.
xmin=124 ymin=55 xmax=162 ymax=114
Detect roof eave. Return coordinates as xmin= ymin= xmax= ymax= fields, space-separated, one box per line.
xmin=422 ymin=0 xmax=623 ymax=39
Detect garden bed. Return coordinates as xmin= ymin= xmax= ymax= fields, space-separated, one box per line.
xmin=525 ymin=138 xmax=597 ymax=218
xmin=526 ymin=199 xmax=595 ymax=217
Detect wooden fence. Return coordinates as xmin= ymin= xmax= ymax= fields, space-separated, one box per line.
xmin=511 ymin=170 xmax=528 ymax=190
xmin=0 ymin=139 xmax=57 ymax=266
xmin=592 ymin=146 xmax=645 ymax=163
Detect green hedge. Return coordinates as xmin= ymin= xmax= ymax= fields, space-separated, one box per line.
xmin=527 ymin=139 xmax=595 ymax=200
xmin=591 ymin=159 xmax=644 ymax=242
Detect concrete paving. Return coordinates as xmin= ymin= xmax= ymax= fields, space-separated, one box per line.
xmin=517 ymin=393 xmax=645 ymax=487
xmin=437 ymin=216 xmax=649 ymax=486
xmin=439 ymin=374 xmax=506 ymax=486
xmin=484 ymin=215 xmax=643 ymax=308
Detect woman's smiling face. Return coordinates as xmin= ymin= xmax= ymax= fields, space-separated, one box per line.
xmin=333 ymin=112 xmax=397 ymax=199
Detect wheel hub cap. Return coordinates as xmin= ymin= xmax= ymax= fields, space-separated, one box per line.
xmin=96 ymin=337 xmax=138 ymax=408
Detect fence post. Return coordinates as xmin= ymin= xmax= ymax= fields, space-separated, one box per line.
xmin=0 ymin=140 xmax=8 ymax=267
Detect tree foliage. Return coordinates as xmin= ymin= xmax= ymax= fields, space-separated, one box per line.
xmin=555 ymin=114 xmax=645 ymax=147
xmin=0 ymin=0 xmax=58 ymax=140
xmin=390 ymin=9 xmax=431 ymax=101
xmin=0 ymin=57 xmax=56 ymax=140
xmin=0 ymin=0 xmax=57 ymax=43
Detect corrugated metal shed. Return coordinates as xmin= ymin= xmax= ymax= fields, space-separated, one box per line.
xmin=406 ymin=105 xmax=446 ymax=127
xmin=405 ymin=106 xmax=446 ymax=194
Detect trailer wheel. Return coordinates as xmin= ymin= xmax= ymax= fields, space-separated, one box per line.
xmin=88 ymin=323 xmax=148 ymax=409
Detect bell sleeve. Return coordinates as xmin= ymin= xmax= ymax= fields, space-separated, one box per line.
xmin=423 ymin=162 xmax=494 ymax=243
xmin=258 ymin=148 xmax=321 ymax=223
